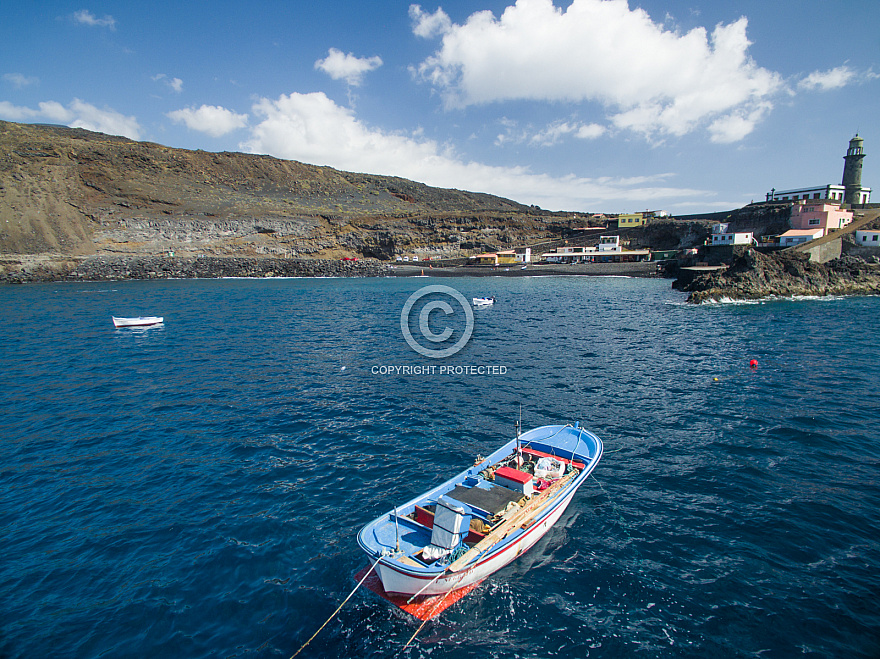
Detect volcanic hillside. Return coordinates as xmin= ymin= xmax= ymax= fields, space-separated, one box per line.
xmin=0 ymin=120 xmax=574 ymax=260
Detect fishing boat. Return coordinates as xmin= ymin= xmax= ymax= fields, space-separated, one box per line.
xmin=356 ymin=423 xmax=603 ymax=597
xmin=472 ymin=296 xmax=495 ymax=306
xmin=112 ymin=316 xmax=164 ymax=328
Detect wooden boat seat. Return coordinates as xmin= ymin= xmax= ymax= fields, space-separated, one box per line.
xmin=395 ymin=553 xmax=424 ymax=568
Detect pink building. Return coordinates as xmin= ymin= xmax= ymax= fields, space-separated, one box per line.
xmin=789 ymin=201 xmax=853 ymax=236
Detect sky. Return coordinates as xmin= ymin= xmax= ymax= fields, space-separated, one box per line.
xmin=1 ymin=0 xmax=878 ymax=214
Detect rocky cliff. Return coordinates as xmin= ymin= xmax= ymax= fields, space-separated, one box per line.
xmin=673 ymin=247 xmax=880 ymax=303
xmin=0 ymin=120 xmax=577 ymax=268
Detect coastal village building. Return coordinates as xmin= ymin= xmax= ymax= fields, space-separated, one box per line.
xmin=855 ymin=230 xmax=880 ymax=246
xmin=767 ymin=184 xmax=847 ymax=203
xmin=789 ymin=201 xmax=852 ymax=236
xmin=598 ymin=235 xmax=620 ymax=251
xmin=540 ymin=236 xmax=649 ymax=263
xmin=472 ymin=247 xmax=531 ymax=265
xmin=617 ymin=211 xmax=669 ymax=227
xmin=778 ymin=228 xmax=824 ymax=246
xmin=767 ymin=135 xmax=871 ymax=205
xmin=617 ymin=214 xmax=647 ymax=228
xmin=542 ymin=246 xmax=586 ymax=263
xmin=710 ymin=223 xmax=756 ymax=246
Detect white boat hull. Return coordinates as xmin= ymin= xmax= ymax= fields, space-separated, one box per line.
xmin=112 ymin=316 xmax=164 ymax=328
xmin=372 ymin=479 xmax=581 ymax=595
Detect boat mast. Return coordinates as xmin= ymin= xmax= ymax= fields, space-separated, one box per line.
xmin=516 ymin=404 xmax=522 ymax=467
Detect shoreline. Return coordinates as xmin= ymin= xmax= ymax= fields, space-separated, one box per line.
xmin=388 ymin=262 xmax=661 ymax=278
xmin=0 ymin=254 xmax=664 ymax=283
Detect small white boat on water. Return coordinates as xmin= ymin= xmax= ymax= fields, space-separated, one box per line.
xmin=357 ymin=423 xmax=603 ymax=597
xmin=472 ymin=296 xmax=495 ymax=306
xmin=112 ymin=316 xmax=164 ymax=328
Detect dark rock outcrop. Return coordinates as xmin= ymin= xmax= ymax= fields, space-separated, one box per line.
xmin=0 ymin=255 xmax=388 ymax=283
xmin=673 ymin=247 xmax=880 ymax=303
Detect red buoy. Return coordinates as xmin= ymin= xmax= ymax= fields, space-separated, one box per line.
xmin=749 ymin=359 xmax=758 ymax=369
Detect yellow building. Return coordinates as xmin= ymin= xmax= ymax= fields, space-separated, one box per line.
xmin=497 ymin=250 xmax=517 ymax=264
xmin=617 ymin=213 xmax=647 ymax=228
xmin=474 ymin=253 xmax=499 ymax=265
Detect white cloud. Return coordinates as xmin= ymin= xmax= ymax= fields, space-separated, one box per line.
xmin=72 ymin=9 xmax=116 ymax=30
xmin=167 ymin=105 xmax=248 ymax=137
xmin=495 ymin=118 xmax=605 ymax=146
xmin=315 ymin=48 xmax=383 ymax=86
xmin=3 ymin=73 xmax=39 ymax=88
xmin=0 ymin=101 xmax=39 ymax=121
xmin=798 ymin=65 xmax=856 ymax=91
xmin=495 ymin=117 xmax=526 ymax=146
xmin=240 ymin=91 xmax=710 ymax=210
xmin=152 ymin=74 xmax=184 ymax=93
xmin=708 ymin=101 xmax=771 ymax=143
xmin=68 ymin=99 xmax=140 ymax=137
xmin=409 ymin=5 xmax=453 ymax=38
xmin=38 ymin=101 xmax=74 ymax=122
xmin=411 ymin=0 xmax=782 ymax=142
xmin=531 ymin=120 xmax=606 ymax=146
xmin=576 ymin=123 xmax=606 ymax=140
xmin=0 ymin=98 xmax=140 ymax=138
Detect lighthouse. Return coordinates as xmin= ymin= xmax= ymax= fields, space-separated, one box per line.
xmin=842 ymin=134 xmax=866 ymax=206
xmin=767 ymin=135 xmax=870 ymax=205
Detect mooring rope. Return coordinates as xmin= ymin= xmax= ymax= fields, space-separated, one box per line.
xmin=398 ymin=570 xmax=468 ymax=655
xmin=405 ymin=569 xmax=447 ymax=604
xmin=290 ymin=560 xmax=378 ymax=659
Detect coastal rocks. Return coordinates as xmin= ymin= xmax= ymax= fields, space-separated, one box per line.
xmin=673 ymin=247 xmax=880 ymax=303
xmin=0 ymin=255 xmax=389 ymax=283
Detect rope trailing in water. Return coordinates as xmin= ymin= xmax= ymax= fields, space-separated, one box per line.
xmin=405 ymin=567 xmax=448 ymax=604
xmin=398 ymin=571 xmax=468 ymax=655
xmin=290 ymin=560 xmax=378 ymax=659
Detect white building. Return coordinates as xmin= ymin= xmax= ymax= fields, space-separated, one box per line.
xmin=597 ymin=235 xmax=620 ymax=252
xmin=711 ymin=223 xmax=755 ymax=246
xmin=778 ymin=228 xmax=823 ymax=246
xmin=855 ymin=230 xmax=880 ymax=246
xmin=767 ymin=184 xmax=848 ymax=203
xmin=711 ymin=232 xmax=755 ymax=246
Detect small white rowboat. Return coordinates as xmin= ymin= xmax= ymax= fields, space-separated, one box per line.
xmin=112 ymin=316 xmax=164 ymax=328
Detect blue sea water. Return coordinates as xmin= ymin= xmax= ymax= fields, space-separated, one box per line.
xmin=1 ymin=275 xmax=879 ymax=658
